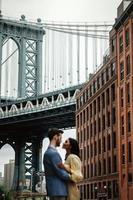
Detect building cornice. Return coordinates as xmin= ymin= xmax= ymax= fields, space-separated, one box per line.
xmin=114 ymin=1 xmax=133 ymax=30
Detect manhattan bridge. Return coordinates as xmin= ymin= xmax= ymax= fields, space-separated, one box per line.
xmin=0 ymin=14 xmax=112 ymax=192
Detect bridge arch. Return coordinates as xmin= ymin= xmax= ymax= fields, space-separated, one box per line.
xmin=1 ymin=38 xmax=19 ymax=98
xmin=9 ymin=104 xmax=19 ymax=114
xmin=3 ymin=36 xmax=20 ymax=49
xmin=0 ymin=144 xmax=15 ymax=190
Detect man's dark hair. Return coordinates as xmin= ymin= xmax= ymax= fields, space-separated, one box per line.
xmin=48 ymin=128 xmax=63 ymax=140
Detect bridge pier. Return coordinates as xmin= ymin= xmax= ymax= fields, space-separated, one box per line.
xmin=11 ymin=137 xmax=43 ymax=192
xmin=12 ymin=140 xmax=26 ymax=191
xmin=32 ymin=137 xmax=43 ymax=192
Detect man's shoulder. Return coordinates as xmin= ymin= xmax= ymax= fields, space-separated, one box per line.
xmin=44 ymin=146 xmax=58 ymax=155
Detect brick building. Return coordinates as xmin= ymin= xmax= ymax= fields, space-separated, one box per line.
xmin=76 ymin=1 xmax=133 ymax=199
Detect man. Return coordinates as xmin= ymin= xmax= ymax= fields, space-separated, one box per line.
xmin=43 ymin=128 xmax=70 ymax=200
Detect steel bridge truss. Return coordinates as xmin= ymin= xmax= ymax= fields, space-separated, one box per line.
xmin=0 ymin=16 xmax=44 ymax=98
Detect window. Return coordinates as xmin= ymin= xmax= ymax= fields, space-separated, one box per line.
xmin=107 ymin=134 xmax=111 ymax=150
xmin=128 ymin=142 xmax=132 ymax=162
xmin=119 ymin=35 xmax=123 ymax=53
xmin=86 ymin=88 xmax=88 ymax=100
xmin=98 ymin=117 xmax=101 ymax=132
xmin=112 ymin=131 xmax=116 ymax=148
xmin=91 ymin=184 xmax=93 ymax=198
xmin=86 ymin=106 xmax=89 ymax=121
xmin=94 ymin=141 xmax=97 ymax=155
xmin=87 ymin=165 xmax=90 ymax=179
xmin=113 ymin=180 xmax=119 ymax=198
xmin=128 ymin=173 xmax=133 ymax=183
xmin=125 ymin=28 xmax=130 ymax=47
xmin=103 ymin=159 xmax=106 ymax=174
xmin=98 ymin=161 xmax=101 ymax=175
xmin=102 ymin=114 xmax=105 ymax=130
xmin=108 ymin=157 xmax=111 ymax=173
xmin=83 ymin=92 xmax=86 ymax=104
xmin=111 ymin=83 xmax=115 ymax=101
xmin=106 ymin=68 xmax=109 ymax=81
xmin=107 ymin=111 xmax=110 ymax=127
xmin=103 ymin=137 xmax=106 ymax=152
xmin=122 ymin=144 xmax=125 ymax=164
xmin=94 ymin=183 xmax=98 ymax=198
xmin=91 ymin=144 xmax=93 ymax=157
xmin=126 ymin=55 xmax=130 ymax=75
xmin=111 ymin=62 xmax=116 ymax=76
xmin=94 ymin=100 xmax=96 ymax=115
xmin=127 ymin=83 xmax=130 ymax=103
xmin=87 ymin=125 xmax=89 ymax=139
xmin=97 ymin=96 xmax=100 ymax=112
xmin=94 ymin=163 xmax=97 ymax=176
xmin=76 ymin=99 xmax=79 ymax=110
xmin=77 ymin=115 xmax=79 ymax=128
xmin=113 ymin=155 xmax=117 ymax=172
xmin=90 ymin=85 xmax=92 ymax=97
xmin=84 ymin=184 xmax=86 ymax=199
xmin=87 ymin=184 xmax=90 ymax=199
xmin=80 ymin=95 xmax=84 ymax=106
xmin=81 ymin=130 xmax=83 ymax=143
xmin=120 ymin=61 xmax=124 ymax=80
xmin=97 ymin=76 xmax=100 ymax=89
xmin=121 ymin=116 xmax=124 ymax=135
xmin=121 ymin=87 xmax=124 ymax=107
xmin=83 ymin=110 xmax=85 ymax=124
xmin=84 ymin=166 xmax=86 ymax=178
xmin=106 ymin=88 xmax=110 ymax=105
xmin=127 ymin=111 xmax=131 ymax=132
xmin=90 ymin=123 xmax=93 ymax=137
xmin=111 ymin=38 xmax=115 ymax=52
xmin=87 ymin=145 xmax=90 ymax=159
xmin=94 ymin=120 xmax=96 ymax=135
xmin=102 ymin=93 xmax=105 ymax=108
xmin=91 ymin=163 xmax=93 ymax=177
xmin=99 ymin=139 xmax=101 ymax=154
xmin=80 ymin=112 xmax=82 ymax=126
xmin=112 ymin=107 xmax=116 ymax=124
xmin=90 ymin=104 xmax=92 ymax=118
xmin=101 ymin=72 xmax=104 ymax=85
xmin=108 ymin=181 xmax=112 ymax=199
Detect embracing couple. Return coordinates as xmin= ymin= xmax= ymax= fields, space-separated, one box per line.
xmin=43 ymin=128 xmax=83 ymax=200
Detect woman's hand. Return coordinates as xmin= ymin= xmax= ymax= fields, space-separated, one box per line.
xmin=57 ymin=162 xmax=65 ymax=169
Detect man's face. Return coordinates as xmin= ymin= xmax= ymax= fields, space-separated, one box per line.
xmin=55 ymin=133 xmax=62 ymax=147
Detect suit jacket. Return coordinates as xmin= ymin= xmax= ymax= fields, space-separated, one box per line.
xmin=43 ymin=146 xmax=70 ymax=196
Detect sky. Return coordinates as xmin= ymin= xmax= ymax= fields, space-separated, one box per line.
xmin=0 ymin=0 xmax=122 ymax=175
xmin=2 ymin=0 xmax=121 ymax=22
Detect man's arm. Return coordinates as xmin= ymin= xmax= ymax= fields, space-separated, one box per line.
xmin=50 ymin=152 xmax=70 ymax=181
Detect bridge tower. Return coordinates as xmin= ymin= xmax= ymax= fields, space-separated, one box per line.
xmin=0 ymin=15 xmax=45 ymax=97
xmin=0 ymin=16 xmax=45 ymax=192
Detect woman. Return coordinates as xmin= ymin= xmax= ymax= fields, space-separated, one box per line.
xmin=58 ymin=138 xmax=83 ymax=200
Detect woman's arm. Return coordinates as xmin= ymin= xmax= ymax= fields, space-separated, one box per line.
xmin=67 ymin=155 xmax=83 ymax=183
xmin=58 ymin=162 xmax=71 ymax=173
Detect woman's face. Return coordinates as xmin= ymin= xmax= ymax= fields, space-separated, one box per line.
xmin=62 ymin=139 xmax=71 ymax=151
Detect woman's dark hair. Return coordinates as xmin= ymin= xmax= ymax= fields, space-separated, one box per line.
xmin=69 ymin=138 xmax=80 ymax=157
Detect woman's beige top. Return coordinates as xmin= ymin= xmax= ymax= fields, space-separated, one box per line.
xmin=65 ymin=154 xmax=83 ymax=200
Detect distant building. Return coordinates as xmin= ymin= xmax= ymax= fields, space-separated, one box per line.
xmin=0 ymin=172 xmax=4 ymax=185
xmin=4 ymin=159 xmax=14 ymax=191
xmin=76 ymin=1 xmax=133 ymax=200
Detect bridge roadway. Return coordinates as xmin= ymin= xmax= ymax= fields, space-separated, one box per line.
xmin=0 ymin=84 xmax=84 ymax=141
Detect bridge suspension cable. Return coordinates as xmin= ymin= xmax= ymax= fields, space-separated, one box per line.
xmin=1 ymin=48 xmax=18 ymax=66
xmin=44 ymin=26 xmax=109 ymax=39
xmin=43 ymin=21 xmax=111 ymax=92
